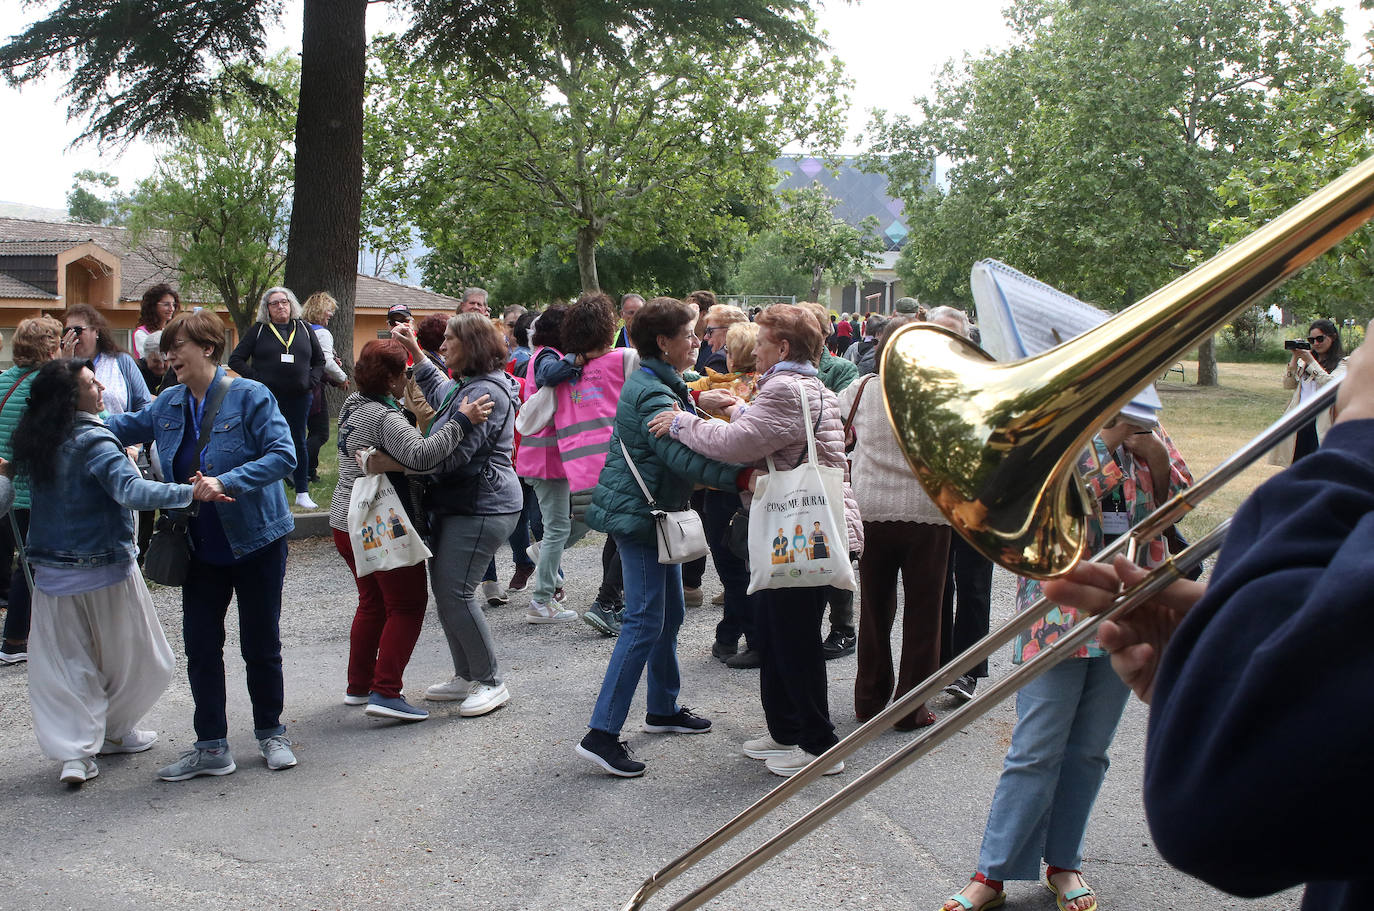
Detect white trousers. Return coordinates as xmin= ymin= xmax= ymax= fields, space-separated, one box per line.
xmin=29 ymin=568 xmax=175 ymax=761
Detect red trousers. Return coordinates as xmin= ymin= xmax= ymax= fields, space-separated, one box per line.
xmin=333 ymin=529 xmax=428 ymax=699
xmin=855 ymin=521 xmax=951 ymax=728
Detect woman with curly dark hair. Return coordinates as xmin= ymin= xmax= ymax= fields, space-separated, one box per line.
xmin=330 ymin=339 xmax=493 ymax=722
xmin=15 ymin=358 xmax=227 ymax=785
xmin=133 ymin=283 xmax=181 ymax=357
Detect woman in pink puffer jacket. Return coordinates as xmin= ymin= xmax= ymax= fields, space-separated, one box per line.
xmin=649 ymin=303 xmax=862 ymax=778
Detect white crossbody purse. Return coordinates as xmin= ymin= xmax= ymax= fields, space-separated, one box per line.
xmin=619 ymin=439 xmax=709 ymax=564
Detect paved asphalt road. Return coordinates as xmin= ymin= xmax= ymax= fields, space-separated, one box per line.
xmin=0 ymin=533 xmax=1299 ymax=910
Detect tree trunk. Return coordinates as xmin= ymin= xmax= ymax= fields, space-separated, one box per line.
xmin=1196 ymin=336 xmax=1219 ymax=386
xmin=809 ymin=264 xmax=824 ymax=301
xmin=575 ymin=225 xmax=601 ymax=292
xmin=284 ymin=0 xmax=367 ymax=379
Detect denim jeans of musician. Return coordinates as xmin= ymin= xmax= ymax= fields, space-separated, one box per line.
xmin=589 ymin=535 xmax=685 ymax=735
xmin=976 ymin=657 xmax=1131 ymax=881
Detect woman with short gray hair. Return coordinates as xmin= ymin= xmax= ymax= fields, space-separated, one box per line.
xmin=228 ymin=286 xmax=325 ymax=507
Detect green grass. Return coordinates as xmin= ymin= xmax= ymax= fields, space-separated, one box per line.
xmin=287 ymin=419 xmax=339 ymax=514
xmin=1156 ymin=361 xmax=1293 ymax=541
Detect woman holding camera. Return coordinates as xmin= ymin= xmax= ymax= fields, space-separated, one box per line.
xmin=1272 ymin=318 xmax=1347 ymax=465
xmin=106 ymin=310 xmax=299 ymax=781
xmin=15 ymin=358 xmax=229 ymax=784
xmin=59 ymin=304 xmax=150 ymax=417
xmin=387 ymin=314 xmax=522 ymax=719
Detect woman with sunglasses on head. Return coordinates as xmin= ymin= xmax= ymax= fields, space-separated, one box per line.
xmin=1272 ymin=318 xmax=1347 ymax=466
xmin=14 ymin=357 xmax=231 ymax=785
xmin=59 ymin=304 xmax=151 ymax=418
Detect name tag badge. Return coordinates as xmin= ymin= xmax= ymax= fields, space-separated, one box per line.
xmin=1100 ymin=511 xmax=1130 ymax=535
xmin=280 ymin=353 xmax=296 ymax=364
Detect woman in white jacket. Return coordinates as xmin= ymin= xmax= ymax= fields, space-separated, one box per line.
xmin=302 ymin=292 xmax=350 ymax=485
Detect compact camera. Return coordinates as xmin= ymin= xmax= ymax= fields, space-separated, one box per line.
xmin=1284 ymin=338 xmax=1312 ymax=350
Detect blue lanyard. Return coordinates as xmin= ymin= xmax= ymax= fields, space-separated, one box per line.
xmin=187 ymin=391 xmax=207 ymax=473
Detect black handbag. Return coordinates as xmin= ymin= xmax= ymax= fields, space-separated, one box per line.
xmin=143 ymin=376 xmax=232 ymax=586
xmin=727 ymin=506 xmax=750 ymax=563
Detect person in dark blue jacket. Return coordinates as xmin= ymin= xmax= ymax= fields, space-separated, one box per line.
xmin=1042 ymin=328 xmax=1374 ymax=911
xmin=106 ymin=310 xmax=299 ymax=782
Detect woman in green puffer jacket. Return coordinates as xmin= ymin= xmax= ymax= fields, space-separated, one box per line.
xmin=577 ymin=297 xmax=751 ymax=778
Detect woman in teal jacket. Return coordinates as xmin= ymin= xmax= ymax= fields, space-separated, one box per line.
xmin=577 ymin=297 xmax=750 ymax=778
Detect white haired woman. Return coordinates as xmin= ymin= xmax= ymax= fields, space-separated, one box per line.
xmin=228 ymin=287 xmax=326 ymax=508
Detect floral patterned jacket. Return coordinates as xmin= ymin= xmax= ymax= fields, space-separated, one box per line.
xmin=1012 ymin=425 xmax=1192 ymax=664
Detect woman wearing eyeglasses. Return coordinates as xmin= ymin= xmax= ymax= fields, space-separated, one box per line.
xmin=59 ymin=304 xmax=151 ymax=418
xmin=1271 ymin=318 xmax=1347 ymax=466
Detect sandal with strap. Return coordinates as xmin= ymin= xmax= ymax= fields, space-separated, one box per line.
xmin=1045 ymin=866 xmax=1097 ymax=911
xmin=940 ymin=873 xmax=1006 ymax=911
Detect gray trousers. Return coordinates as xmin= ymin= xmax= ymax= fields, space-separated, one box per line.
xmin=430 ymin=512 xmax=519 ymax=685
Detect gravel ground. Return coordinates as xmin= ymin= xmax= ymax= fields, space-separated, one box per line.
xmin=0 ymin=532 xmax=1298 ymax=911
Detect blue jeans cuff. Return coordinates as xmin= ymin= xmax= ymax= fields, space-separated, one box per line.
xmin=194 ymin=737 xmax=230 ymax=751
xmin=254 ymin=725 xmax=286 ymax=741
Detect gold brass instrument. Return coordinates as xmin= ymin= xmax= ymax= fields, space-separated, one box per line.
xmin=882 ymin=154 xmax=1374 ymax=578
xmin=620 ymin=152 xmax=1374 ymax=911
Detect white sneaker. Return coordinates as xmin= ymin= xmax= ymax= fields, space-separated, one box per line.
xmin=59 ymin=758 xmax=99 ymax=784
xmin=295 ymin=492 xmax=319 ymax=510
xmin=526 ymin=541 xmax=541 ymax=564
xmin=459 ymin=682 xmax=510 ymax=717
xmin=525 ymin=600 xmax=577 ymax=624
xmin=764 ymin=746 xmax=844 ymax=778
xmin=481 ymin=580 xmax=509 ymax=605
xmin=425 ymin=676 xmax=471 ymax=701
xmin=100 ymin=729 xmax=158 ymax=754
xmin=742 ymin=733 xmax=795 ymax=760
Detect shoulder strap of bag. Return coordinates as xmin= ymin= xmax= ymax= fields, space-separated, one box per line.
xmin=619 ymin=439 xmax=659 ymax=510
xmin=764 ymin=379 xmax=826 ymax=475
xmin=196 ymin=376 xmax=234 ymax=457
xmin=843 ymin=374 xmax=875 ymax=435
xmin=0 ymin=369 xmax=38 ymax=413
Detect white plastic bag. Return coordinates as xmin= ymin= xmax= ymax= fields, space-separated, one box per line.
xmin=746 ymin=384 xmax=855 ymax=594
xmin=347 ymin=462 xmax=432 ymax=577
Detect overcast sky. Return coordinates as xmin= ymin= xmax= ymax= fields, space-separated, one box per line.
xmin=0 ymin=0 xmax=1369 ymax=211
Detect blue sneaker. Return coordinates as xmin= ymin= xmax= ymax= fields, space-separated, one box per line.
xmin=364 ymin=694 xmax=429 ymax=722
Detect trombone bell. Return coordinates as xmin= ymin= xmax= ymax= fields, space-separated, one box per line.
xmin=882 ymin=153 xmax=1374 ymax=579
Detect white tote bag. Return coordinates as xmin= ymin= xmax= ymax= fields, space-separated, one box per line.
xmin=347 ymin=459 xmax=433 ymax=577
xmin=746 ymin=383 xmax=856 ymax=594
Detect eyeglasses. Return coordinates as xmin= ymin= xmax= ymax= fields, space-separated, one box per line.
xmin=1308 ymin=335 xmax=1327 ymax=343
xmin=66 ymin=326 xmax=90 ymax=335
xmin=702 ymin=326 xmax=724 ymax=337
xmin=267 ymin=298 xmax=290 ymax=306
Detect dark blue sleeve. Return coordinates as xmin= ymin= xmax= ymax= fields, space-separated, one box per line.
xmin=1144 ymin=419 xmax=1374 ymax=898
xmin=533 ymin=348 xmax=577 ymax=389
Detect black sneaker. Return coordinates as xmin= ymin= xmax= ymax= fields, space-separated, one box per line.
xmin=821 ymin=629 xmax=856 ymax=660
xmin=943 ymin=675 xmax=977 ymax=703
xmin=724 ymin=647 xmax=761 ymax=669
xmin=576 ymin=729 xmax=646 ymax=777
xmin=711 ymin=639 xmax=738 ymax=662
xmin=643 ymin=706 xmax=712 ymax=734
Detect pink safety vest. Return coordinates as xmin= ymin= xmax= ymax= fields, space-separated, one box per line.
xmin=514 ymin=346 xmax=566 ymax=479
xmin=554 ymin=348 xmax=633 ymax=492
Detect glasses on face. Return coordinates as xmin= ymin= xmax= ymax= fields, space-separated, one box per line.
xmin=66 ymin=326 xmax=90 ymax=335
xmin=268 ymin=298 xmax=290 ymax=307
xmin=702 ymin=326 xmax=723 ymax=337
xmin=1308 ymin=335 xmax=1327 ymax=343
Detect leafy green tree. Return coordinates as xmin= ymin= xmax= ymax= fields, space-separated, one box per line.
xmin=1 ymin=0 xmax=821 ymax=369
xmin=66 ymin=170 xmax=131 ymax=226
xmin=776 ymin=184 xmax=882 ymax=300
xmin=126 ymin=58 xmax=298 ymax=335
xmin=866 ymin=0 xmax=1350 ymax=384
xmin=729 ymin=230 xmax=813 ymax=298
xmin=366 ymin=20 xmax=845 ymax=294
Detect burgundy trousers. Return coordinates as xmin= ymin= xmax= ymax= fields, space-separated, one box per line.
xmin=333 ymin=528 xmax=428 ymax=700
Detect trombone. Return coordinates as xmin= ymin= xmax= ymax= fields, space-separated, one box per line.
xmin=621 ymin=150 xmax=1374 ymax=911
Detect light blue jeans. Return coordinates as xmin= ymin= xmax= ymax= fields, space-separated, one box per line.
xmin=588 ymin=535 xmax=685 ymax=736
xmin=528 ymin=477 xmax=589 ymax=604
xmin=976 ymin=657 xmax=1131 ymax=881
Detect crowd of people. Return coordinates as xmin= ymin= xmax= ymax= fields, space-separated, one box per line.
xmin=0 ymin=283 xmax=1361 ymax=911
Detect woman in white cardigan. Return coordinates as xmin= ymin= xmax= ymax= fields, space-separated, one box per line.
xmin=839 ymin=310 xmax=965 ymax=730
xmin=1269 ymin=317 xmax=1347 ymax=467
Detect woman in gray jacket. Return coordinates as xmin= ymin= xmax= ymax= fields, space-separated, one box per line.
xmin=387 ymin=315 xmax=522 ymax=719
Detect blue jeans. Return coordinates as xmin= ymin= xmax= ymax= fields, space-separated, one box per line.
xmin=976 ymin=657 xmax=1131 ymax=881
xmin=528 ymin=477 xmax=589 ymax=604
xmin=274 ymin=390 xmax=311 ymax=492
xmin=589 ymin=535 xmax=685 ymax=735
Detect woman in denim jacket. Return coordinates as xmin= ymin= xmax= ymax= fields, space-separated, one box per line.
xmin=15 ymin=359 xmax=229 ymax=785
xmin=105 ymin=310 xmax=299 ymax=782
